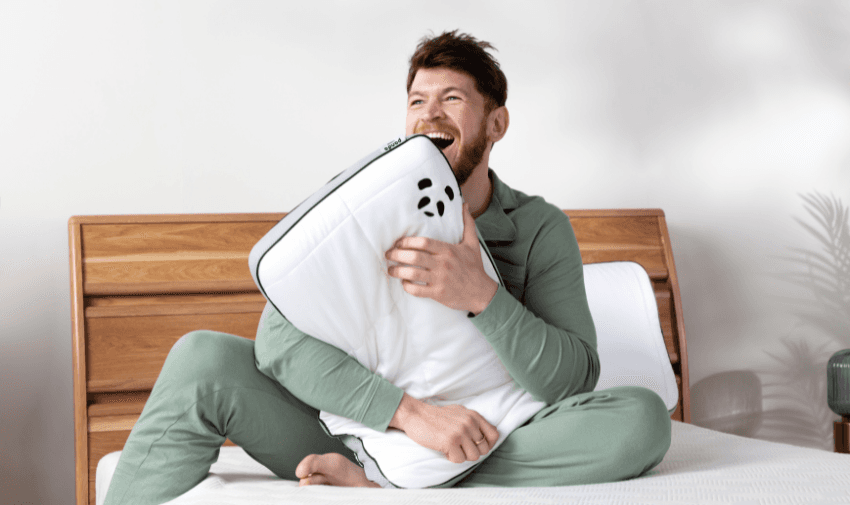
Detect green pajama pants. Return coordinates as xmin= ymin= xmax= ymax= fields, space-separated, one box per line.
xmin=103 ymin=331 xmax=672 ymax=505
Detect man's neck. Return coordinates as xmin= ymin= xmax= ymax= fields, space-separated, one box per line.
xmin=460 ymin=165 xmax=493 ymax=219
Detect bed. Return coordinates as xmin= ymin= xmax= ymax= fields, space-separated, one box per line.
xmin=68 ymin=209 xmax=848 ymax=505
xmin=95 ymin=420 xmax=850 ymax=504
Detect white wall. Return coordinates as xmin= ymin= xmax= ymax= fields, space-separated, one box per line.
xmin=2 ymin=1 xmax=849 ymax=502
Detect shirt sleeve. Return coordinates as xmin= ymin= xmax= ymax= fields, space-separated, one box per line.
xmin=253 ymin=303 xmax=404 ymax=432
xmin=470 ymin=214 xmax=600 ymax=405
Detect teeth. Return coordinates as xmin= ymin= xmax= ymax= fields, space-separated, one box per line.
xmin=425 ymin=132 xmax=454 ymax=141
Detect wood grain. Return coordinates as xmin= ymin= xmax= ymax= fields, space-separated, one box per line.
xmin=85 ymin=298 xmax=265 ymax=318
xmin=658 ymin=214 xmax=690 ymax=423
xmin=86 ymin=292 xmax=265 ymax=308
xmin=654 ymin=288 xmax=679 ymax=364
xmin=88 ymin=399 xmax=147 ymax=418
xmin=569 ymin=215 xmax=664 ymax=248
xmin=80 ymin=221 xmax=277 ymax=295
xmin=69 ymin=218 xmax=89 ymax=505
xmin=86 ymin=313 xmax=260 ymax=393
xmin=80 ymin=222 xmax=277 ymax=256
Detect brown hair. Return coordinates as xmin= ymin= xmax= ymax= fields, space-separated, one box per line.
xmin=407 ymin=30 xmax=507 ymax=111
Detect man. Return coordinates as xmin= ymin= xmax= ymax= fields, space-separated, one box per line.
xmin=286 ymin=30 xmax=671 ymax=488
xmin=104 ymin=31 xmax=670 ymax=504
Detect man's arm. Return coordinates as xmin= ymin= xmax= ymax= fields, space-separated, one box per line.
xmin=386 ymin=203 xmax=599 ymax=405
xmin=253 ymin=303 xmax=498 ymax=461
xmin=470 ymin=215 xmax=600 ymax=404
xmin=254 ymin=303 xmax=403 ymax=432
xmin=382 ymin=203 xmax=600 ymax=459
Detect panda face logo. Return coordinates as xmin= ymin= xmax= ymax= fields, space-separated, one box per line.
xmin=417 ymin=178 xmax=455 ymax=217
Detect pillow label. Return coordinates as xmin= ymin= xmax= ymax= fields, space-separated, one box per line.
xmin=384 ymin=137 xmax=404 ymax=152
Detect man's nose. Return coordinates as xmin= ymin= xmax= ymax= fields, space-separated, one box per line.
xmin=423 ymin=100 xmax=445 ymax=121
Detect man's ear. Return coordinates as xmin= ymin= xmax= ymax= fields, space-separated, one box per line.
xmin=487 ymin=106 xmax=509 ymax=144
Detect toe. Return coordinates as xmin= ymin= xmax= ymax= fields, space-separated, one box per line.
xmin=295 ymin=454 xmax=320 ymax=480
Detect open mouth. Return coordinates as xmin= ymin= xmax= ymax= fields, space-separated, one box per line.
xmin=425 ymin=132 xmax=455 ymax=150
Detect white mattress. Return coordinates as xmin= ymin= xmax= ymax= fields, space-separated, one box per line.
xmin=97 ymin=420 xmax=850 ymax=504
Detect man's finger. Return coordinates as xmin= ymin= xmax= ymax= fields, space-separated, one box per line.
xmin=482 ymin=421 xmax=500 ymax=447
xmin=386 ymin=248 xmax=434 ymax=269
xmin=394 ymin=235 xmax=439 ymax=252
xmin=459 ymin=437 xmax=482 ymax=462
xmin=469 ymin=411 xmax=499 ymax=447
xmin=446 ymin=444 xmax=466 ymax=464
xmin=461 ymin=202 xmax=479 ymax=247
xmin=470 ymin=428 xmax=491 ymax=456
xmin=479 ymin=440 xmax=491 ymax=455
xmin=473 ymin=435 xmax=491 ymax=456
xmin=388 ymin=265 xmax=430 ymax=283
xmin=401 ymin=279 xmax=433 ymax=298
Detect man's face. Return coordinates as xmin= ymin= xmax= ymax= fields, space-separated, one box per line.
xmin=406 ymin=67 xmax=490 ymax=186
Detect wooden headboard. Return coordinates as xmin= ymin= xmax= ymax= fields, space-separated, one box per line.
xmin=68 ymin=209 xmax=689 ymax=505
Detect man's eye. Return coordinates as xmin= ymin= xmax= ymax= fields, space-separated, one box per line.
xmin=410 ymin=99 xmax=423 ymax=106
xmin=447 ymin=96 xmax=459 ymax=101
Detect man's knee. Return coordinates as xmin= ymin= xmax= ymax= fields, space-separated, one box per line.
xmin=163 ymin=330 xmax=250 ymax=385
xmin=608 ymin=386 xmax=672 ymax=476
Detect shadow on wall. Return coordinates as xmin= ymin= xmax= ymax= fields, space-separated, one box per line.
xmin=691 ymin=370 xmax=763 ymax=437
xmin=692 ymin=192 xmax=849 ymax=450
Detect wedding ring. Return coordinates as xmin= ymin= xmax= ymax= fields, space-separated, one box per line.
xmin=474 ymin=437 xmax=485 ymax=445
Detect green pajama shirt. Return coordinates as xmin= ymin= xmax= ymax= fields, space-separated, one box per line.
xmin=104 ymin=170 xmax=671 ymax=504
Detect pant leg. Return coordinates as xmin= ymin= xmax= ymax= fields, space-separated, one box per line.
xmin=103 ymin=330 xmax=355 ymax=505
xmin=457 ymin=386 xmax=672 ymax=487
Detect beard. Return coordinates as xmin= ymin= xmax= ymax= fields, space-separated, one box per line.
xmin=451 ymin=124 xmax=488 ymax=186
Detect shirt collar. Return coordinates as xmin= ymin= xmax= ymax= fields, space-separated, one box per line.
xmin=474 ymin=169 xmax=517 ymax=244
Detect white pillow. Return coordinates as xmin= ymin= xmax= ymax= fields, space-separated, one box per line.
xmin=584 ymin=261 xmax=679 ymax=413
xmin=249 ymin=135 xmax=546 ymax=488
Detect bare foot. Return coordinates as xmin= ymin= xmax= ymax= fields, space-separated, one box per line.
xmin=295 ymin=453 xmax=381 ymax=488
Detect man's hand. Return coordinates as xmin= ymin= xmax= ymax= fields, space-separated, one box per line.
xmin=389 ymin=393 xmax=500 ymax=463
xmin=385 ymin=203 xmax=498 ymax=315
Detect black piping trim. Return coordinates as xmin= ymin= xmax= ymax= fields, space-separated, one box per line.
xmin=315 ymin=411 xmax=485 ymax=489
